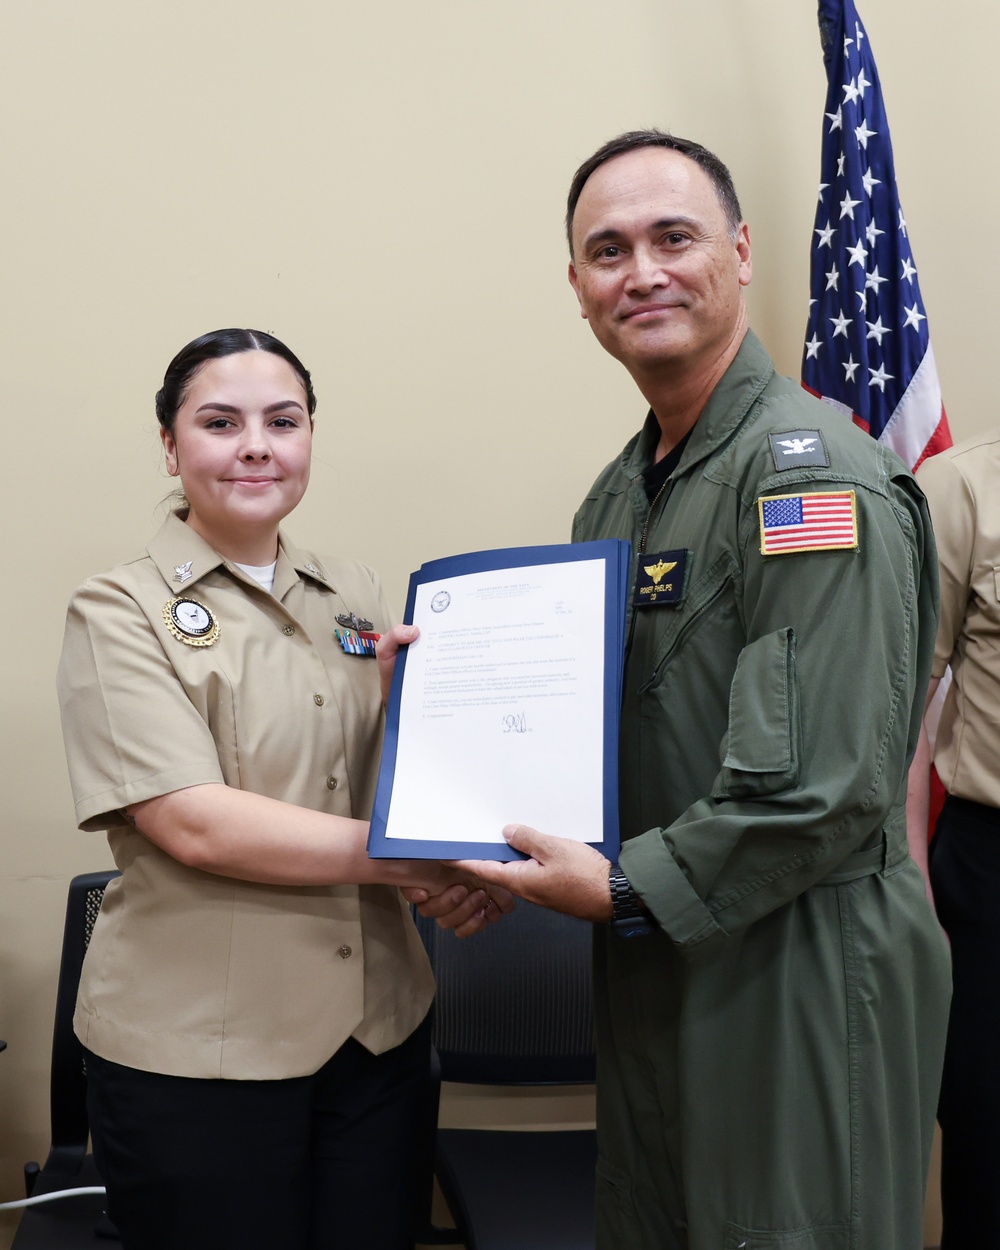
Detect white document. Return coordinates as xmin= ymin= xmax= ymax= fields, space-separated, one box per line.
xmin=380 ymin=556 xmax=610 ymax=847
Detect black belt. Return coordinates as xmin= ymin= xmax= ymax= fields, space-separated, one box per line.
xmin=941 ymin=793 xmax=1000 ymax=829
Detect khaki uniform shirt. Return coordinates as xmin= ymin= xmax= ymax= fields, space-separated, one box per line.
xmin=917 ymin=429 xmax=1000 ymax=809
xmin=57 ymin=512 xmax=434 ymax=1080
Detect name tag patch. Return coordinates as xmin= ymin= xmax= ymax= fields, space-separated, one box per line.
xmin=768 ymin=430 xmax=830 ymax=471
xmin=633 ymin=549 xmax=688 ymax=606
xmin=758 ymin=491 xmax=858 ymax=556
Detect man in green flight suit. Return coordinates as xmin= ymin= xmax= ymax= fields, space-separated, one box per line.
xmin=414 ymin=131 xmax=951 ymax=1250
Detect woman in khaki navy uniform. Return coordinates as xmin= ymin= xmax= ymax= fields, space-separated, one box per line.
xmin=909 ymin=430 xmax=1000 ymax=1248
xmin=57 ymin=328 xmax=504 ymax=1250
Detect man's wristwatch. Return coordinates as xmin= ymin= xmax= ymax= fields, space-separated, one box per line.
xmin=608 ymin=864 xmax=656 ymax=938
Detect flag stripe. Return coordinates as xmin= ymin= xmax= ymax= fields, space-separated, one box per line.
xmin=759 ymin=492 xmax=858 ymax=555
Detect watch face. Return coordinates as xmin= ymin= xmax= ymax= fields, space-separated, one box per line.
xmin=163 ymin=597 xmax=221 ymax=647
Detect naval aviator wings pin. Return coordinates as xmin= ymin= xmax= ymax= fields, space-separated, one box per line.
xmin=163 ymin=597 xmax=221 ymax=647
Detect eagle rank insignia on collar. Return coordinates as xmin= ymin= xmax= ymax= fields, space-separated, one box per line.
xmin=173 ymin=561 xmax=194 ymax=584
xmin=163 ymin=597 xmax=221 ymax=647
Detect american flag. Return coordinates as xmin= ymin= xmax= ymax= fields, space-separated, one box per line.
xmin=758 ymin=491 xmax=858 ymax=556
xmin=802 ymin=0 xmax=950 ymax=470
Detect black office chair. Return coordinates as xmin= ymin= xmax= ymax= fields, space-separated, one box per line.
xmin=13 ymin=870 xmax=119 ymax=1249
xmin=415 ymin=900 xmax=597 ymax=1250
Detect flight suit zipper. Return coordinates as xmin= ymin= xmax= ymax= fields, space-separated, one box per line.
xmin=638 ymin=478 xmax=674 ymax=556
xmin=635 ymin=466 xmax=732 ymax=694
xmin=626 ymin=477 xmax=676 ymax=662
xmin=636 ymin=576 xmax=730 ymax=694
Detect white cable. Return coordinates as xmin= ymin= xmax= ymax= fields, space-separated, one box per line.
xmin=0 ymin=1186 xmax=106 ymax=1210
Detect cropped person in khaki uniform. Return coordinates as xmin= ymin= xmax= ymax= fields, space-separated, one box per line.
xmin=57 ymin=328 xmax=507 ymax=1250
xmin=909 ymin=430 xmax=1000 ymax=1247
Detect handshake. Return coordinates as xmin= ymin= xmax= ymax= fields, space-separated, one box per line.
xmin=399 ymin=822 xmax=616 ymax=936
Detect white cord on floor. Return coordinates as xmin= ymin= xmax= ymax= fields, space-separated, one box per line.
xmin=0 ymin=1186 xmax=106 ymax=1210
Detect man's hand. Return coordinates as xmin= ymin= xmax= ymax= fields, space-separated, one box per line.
xmin=376 ymin=624 xmax=419 ymax=707
xmin=456 ymin=824 xmax=614 ymax=923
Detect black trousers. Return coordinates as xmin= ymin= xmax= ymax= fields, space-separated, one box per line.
xmin=929 ymin=795 xmax=1000 ymax=1249
xmin=85 ymin=1018 xmax=432 ymax=1250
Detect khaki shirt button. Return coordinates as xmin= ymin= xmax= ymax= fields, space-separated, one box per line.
xmin=282 ymin=624 xmax=295 ymax=636
xmin=326 ymin=775 xmax=338 ymax=790
xmin=313 ymin=693 xmax=325 ymax=706
xmin=338 ymin=945 xmax=352 ymax=959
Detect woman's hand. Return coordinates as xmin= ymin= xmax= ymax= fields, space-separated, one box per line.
xmin=376 ymin=625 xmax=419 ymax=706
xmin=402 ymin=873 xmax=516 ymax=938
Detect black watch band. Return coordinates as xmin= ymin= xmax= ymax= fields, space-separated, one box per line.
xmin=609 ymin=864 xmax=644 ymax=921
xmin=608 ymin=864 xmax=656 ymax=937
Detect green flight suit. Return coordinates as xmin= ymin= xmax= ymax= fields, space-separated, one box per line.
xmin=573 ymin=332 xmax=950 ymax=1250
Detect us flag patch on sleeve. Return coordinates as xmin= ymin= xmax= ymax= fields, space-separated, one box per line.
xmin=757 ymin=491 xmax=858 ymax=555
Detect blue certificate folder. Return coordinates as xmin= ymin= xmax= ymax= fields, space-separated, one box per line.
xmin=367 ymin=540 xmax=631 ymax=862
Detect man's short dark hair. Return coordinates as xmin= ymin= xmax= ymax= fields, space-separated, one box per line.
xmin=565 ymin=130 xmax=743 ymax=256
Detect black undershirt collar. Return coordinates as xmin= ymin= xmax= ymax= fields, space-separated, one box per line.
xmin=642 ymin=428 xmax=692 ymax=502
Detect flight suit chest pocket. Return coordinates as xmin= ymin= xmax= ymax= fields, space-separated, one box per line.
xmin=712 ymin=626 xmax=800 ymax=799
xmin=640 ymin=551 xmax=736 ymax=683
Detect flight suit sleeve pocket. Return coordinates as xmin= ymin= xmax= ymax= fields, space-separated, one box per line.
xmin=712 ymin=627 xmax=799 ymax=799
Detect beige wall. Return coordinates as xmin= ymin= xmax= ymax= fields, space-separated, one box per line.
xmin=0 ymin=0 xmax=981 ymax=1240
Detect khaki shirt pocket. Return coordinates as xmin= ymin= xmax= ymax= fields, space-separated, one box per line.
xmin=712 ymin=626 xmax=800 ymax=800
